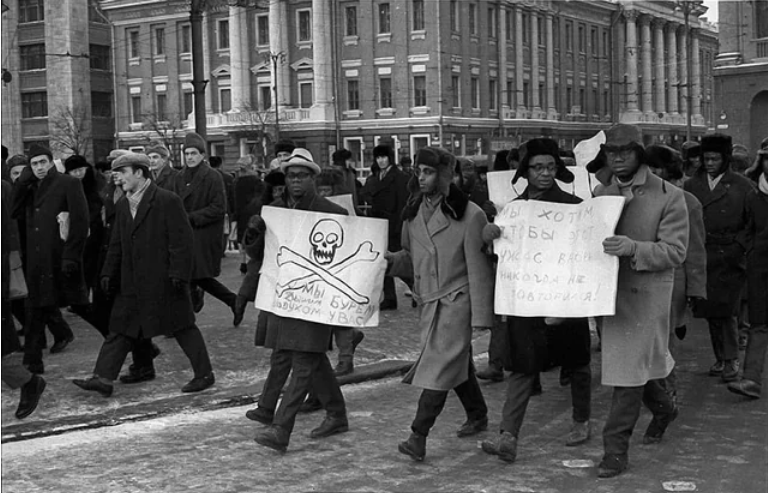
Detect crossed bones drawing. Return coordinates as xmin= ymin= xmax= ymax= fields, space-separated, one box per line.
xmin=276 ymin=240 xmax=380 ymax=305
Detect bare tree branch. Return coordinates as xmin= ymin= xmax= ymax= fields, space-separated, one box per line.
xmin=143 ymin=112 xmax=185 ymax=167
xmin=50 ymin=106 xmax=91 ymax=157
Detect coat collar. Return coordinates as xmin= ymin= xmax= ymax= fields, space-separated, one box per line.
xmin=129 ymin=182 xmax=157 ymax=232
xmin=687 ymin=169 xmax=739 ymax=208
xmin=179 ymin=162 xmax=210 ymax=200
xmin=402 ymin=183 xmax=469 ymax=222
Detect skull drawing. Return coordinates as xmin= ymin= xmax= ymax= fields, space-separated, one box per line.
xmin=309 ymin=219 xmax=343 ymax=265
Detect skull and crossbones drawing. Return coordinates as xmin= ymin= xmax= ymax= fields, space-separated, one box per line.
xmin=276 ymin=219 xmax=379 ymax=304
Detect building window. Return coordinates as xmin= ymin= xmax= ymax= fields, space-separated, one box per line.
xmin=566 ymin=87 xmax=573 ymax=111
xmin=523 ymin=82 xmax=530 ymax=107
xmin=413 ymin=75 xmax=426 ymax=107
xmin=345 ymin=6 xmax=358 ymax=36
xmin=18 ymin=0 xmax=44 ymax=23
xmin=183 ymin=92 xmax=194 ymax=117
xmin=591 ymin=27 xmax=598 ymax=56
xmin=91 ymin=92 xmax=112 ymax=118
xmin=522 ymin=13 xmax=529 ymax=45
xmin=450 ymin=0 xmax=459 ymax=32
xmin=505 ymin=10 xmax=512 ymax=41
xmin=579 ymin=88 xmax=585 ymax=112
xmin=217 ymin=19 xmax=230 ymax=49
xmin=565 ymin=22 xmax=573 ymax=52
xmin=156 ymin=93 xmax=167 ymax=120
xmin=756 ymin=0 xmax=768 ymax=38
xmin=256 ymin=14 xmax=269 ymax=46
xmin=259 ymin=85 xmax=272 ymax=110
xmin=451 ymin=75 xmax=461 ymax=107
xmin=471 ymin=77 xmax=480 ymax=109
xmin=602 ymin=30 xmax=608 ymax=57
xmin=89 ymin=44 xmax=110 ymax=70
xmin=298 ymin=9 xmax=312 ymax=42
xmin=128 ymin=29 xmax=140 ymax=59
xmin=21 ymin=92 xmax=47 ymax=118
xmin=347 ymin=80 xmax=360 ymax=110
xmin=153 ymin=27 xmax=165 ymax=56
xmin=488 ymin=7 xmax=497 ymax=38
xmin=180 ymin=24 xmax=192 ymax=54
xmin=538 ymin=16 xmax=544 ymax=46
xmin=469 ymin=3 xmax=477 ymax=36
xmin=130 ymin=95 xmax=142 ymax=123
xmin=380 ymin=77 xmax=392 ymax=108
xmin=300 ymin=82 xmax=313 ymax=108
xmin=378 ymin=3 xmax=391 ymax=34
xmin=489 ymin=80 xmax=498 ymax=110
xmin=413 ymin=0 xmax=425 ymax=32
xmin=19 ymin=44 xmax=45 ymax=71
xmin=578 ymin=24 xmax=586 ymax=54
xmin=506 ymin=80 xmax=514 ymax=107
xmin=220 ymin=88 xmax=231 ymax=112
xmin=592 ymin=88 xmax=599 ymax=113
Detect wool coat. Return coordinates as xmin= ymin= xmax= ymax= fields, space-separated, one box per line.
xmin=671 ymin=190 xmax=707 ymax=328
xmin=390 ymin=184 xmax=494 ymax=391
xmin=173 ymin=162 xmax=227 ymax=280
xmin=745 ymin=186 xmax=768 ymax=324
xmin=11 ymin=167 xmax=89 ymax=308
xmin=2 ymin=180 xmax=22 ymax=356
xmin=261 ymin=191 xmax=348 ymax=352
xmin=153 ymin=164 xmax=178 ymax=191
xmin=595 ymin=165 xmax=689 ymax=387
xmin=361 ymin=165 xmax=409 ymax=251
xmin=684 ymin=169 xmax=753 ymax=318
xmin=101 ymin=182 xmax=196 ymax=338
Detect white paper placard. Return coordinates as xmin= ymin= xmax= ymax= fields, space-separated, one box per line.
xmin=493 ymin=196 xmax=625 ymax=317
xmin=255 ymin=206 xmax=388 ymax=327
xmin=487 ymin=168 xmax=594 ymax=211
xmin=327 ymin=194 xmax=357 ymax=216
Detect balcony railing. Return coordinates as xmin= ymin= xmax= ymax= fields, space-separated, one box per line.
xmin=757 ymin=39 xmax=768 ymax=59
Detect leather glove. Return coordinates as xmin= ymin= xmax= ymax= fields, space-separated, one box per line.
xmin=602 ymin=235 xmax=637 ymax=257
xmin=170 ymin=277 xmax=187 ymax=291
xmin=481 ymin=224 xmax=502 ymax=244
xmin=674 ymin=325 xmax=687 ymax=341
xmin=100 ymin=276 xmax=112 ymax=293
xmin=544 ymin=317 xmax=566 ymax=326
xmin=62 ymin=259 xmax=78 ymax=276
xmin=247 ymin=215 xmax=266 ymax=234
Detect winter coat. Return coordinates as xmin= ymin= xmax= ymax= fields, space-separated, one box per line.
xmin=101 ymin=182 xmax=195 ymax=338
xmin=79 ymin=167 xmax=106 ymax=291
xmin=173 ymin=163 xmax=227 ymax=279
xmin=2 ymin=180 xmax=22 ymax=356
xmin=501 ymin=184 xmax=591 ymax=374
xmin=671 ymin=190 xmax=707 ymax=328
xmin=153 ymin=164 xmax=178 ymax=192
xmin=11 ymin=167 xmax=89 ymax=308
xmin=745 ymin=186 xmax=768 ymax=324
xmin=595 ymin=165 xmax=689 ymax=387
xmin=233 ymin=174 xmax=264 ymax=242
xmin=389 ymin=184 xmax=494 ymax=391
xmin=216 ymin=168 xmax=235 ymax=215
xmin=361 ymin=165 xmax=409 ymax=251
xmin=684 ymin=169 xmax=753 ymax=318
xmin=261 ymin=191 xmax=348 ymax=352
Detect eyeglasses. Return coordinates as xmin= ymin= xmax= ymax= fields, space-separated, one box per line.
xmin=529 ymin=165 xmax=557 ymax=175
xmin=286 ymin=171 xmax=311 ymax=181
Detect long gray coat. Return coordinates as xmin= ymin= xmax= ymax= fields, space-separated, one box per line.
xmin=671 ymin=190 xmax=707 ymax=328
xmin=390 ymin=185 xmax=494 ymax=391
xmin=595 ymin=166 xmax=689 ymax=387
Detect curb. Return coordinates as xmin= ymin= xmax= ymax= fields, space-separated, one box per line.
xmin=1 ymin=359 xmax=413 ymax=444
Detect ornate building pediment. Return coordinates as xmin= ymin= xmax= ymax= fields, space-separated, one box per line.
xmin=290 ymin=58 xmax=314 ymax=71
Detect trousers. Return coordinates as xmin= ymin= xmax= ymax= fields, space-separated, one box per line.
xmin=743 ymin=323 xmax=768 ymax=384
xmin=192 ymin=278 xmax=237 ymax=308
xmin=707 ymin=316 xmax=739 ymax=362
xmin=23 ymin=306 xmax=74 ymax=367
xmin=258 ymin=349 xmax=293 ymax=411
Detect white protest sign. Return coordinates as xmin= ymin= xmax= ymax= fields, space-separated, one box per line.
xmin=327 ymin=194 xmax=357 ymax=216
xmin=255 ymin=206 xmax=388 ymax=327
xmin=487 ymin=169 xmax=593 ymax=211
xmin=493 ymin=196 xmax=625 ymax=317
xmin=573 ymin=131 xmax=606 ymax=168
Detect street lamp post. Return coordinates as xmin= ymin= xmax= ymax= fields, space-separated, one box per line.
xmin=269 ymin=51 xmax=284 ymax=143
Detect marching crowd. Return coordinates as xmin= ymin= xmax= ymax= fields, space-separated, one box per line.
xmin=1 ymin=123 xmax=766 ymax=480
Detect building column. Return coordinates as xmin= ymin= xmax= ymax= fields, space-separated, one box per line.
xmin=499 ymin=5 xmax=508 ymax=112
xmin=654 ymin=19 xmax=666 ymax=116
xmin=640 ymin=15 xmax=654 ymax=119
xmin=202 ymin=11 xmax=213 ymax=113
xmin=238 ymin=5 xmax=251 ymax=109
xmin=515 ymin=6 xmax=525 ymax=116
xmin=678 ymin=26 xmax=689 ymax=122
xmin=691 ymin=28 xmax=704 ymax=125
xmin=228 ymin=5 xmax=245 ymax=111
xmin=269 ymin=0 xmax=290 ymax=108
xmin=622 ymin=10 xmax=642 ymax=121
xmin=530 ymin=10 xmax=541 ymax=117
xmin=545 ymin=11 xmax=557 ymax=120
xmin=312 ymin=0 xmax=333 ymax=114
xmin=666 ymin=23 xmax=679 ymax=117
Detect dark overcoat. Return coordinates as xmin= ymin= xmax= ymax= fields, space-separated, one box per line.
xmin=361 ymin=166 xmax=409 ymax=251
xmin=2 ymin=180 xmax=22 ymax=356
xmin=671 ymin=190 xmax=707 ymax=328
xmin=173 ymin=163 xmax=227 ymax=279
xmin=11 ymin=167 xmax=89 ymax=308
xmin=153 ymin=164 xmax=179 ymax=191
xmin=745 ymin=186 xmax=768 ymax=324
xmin=102 ymin=182 xmax=196 ymax=338
xmin=261 ymin=191 xmax=348 ymax=353
xmin=684 ymin=169 xmax=753 ymax=318
xmin=501 ymin=185 xmax=592 ymax=374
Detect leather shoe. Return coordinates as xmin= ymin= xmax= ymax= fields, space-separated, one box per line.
xmin=709 ymin=360 xmax=724 ymax=376
xmin=727 ymin=379 xmax=761 ymax=399
xmin=643 ymin=406 xmax=679 ymax=444
xmin=15 ymin=375 xmax=46 ymax=419
xmin=565 ymin=420 xmax=590 ymax=446
xmin=232 ymin=295 xmax=248 ymax=327
xmin=73 ymin=376 xmax=113 ymax=397
xmin=245 ymin=406 xmax=274 ymax=425
xmin=299 ymin=395 xmax=323 ymax=413
xmin=310 ymin=414 xmax=349 ymax=439
xmin=50 ymin=335 xmax=74 ymax=354
xmin=254 ymin=425 xmax=289 ymax=452
xmin=481 ymin=431 xmax=517 ymax=463
xmin=119 ymin=366 xmax=156 ymax=384
xmin=597 ymin=456 xmax=627 ymax=478
xmin=721 ymin=359 xmax=740 ymax=382
xmin=181 ymin=372 xmax=215 ymax=393
xmin=456 ymin=416 xmax=488 ymax=437
xmin=476 ymin=366 xmax=504 ymax=382
xmin=398 ymin=432 xmax=426 ymax=461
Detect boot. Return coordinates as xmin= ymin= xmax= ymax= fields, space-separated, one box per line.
xmin=643 ymin=406 xmax=679 ymax=444
xmin=254 ymin=425 xmax=290 ymax=452
xmin=398 ymin=432 xmax=426 ymax=461
xmin=309 ymin=414 xmax=349 ymax=439
xmin=565 ymin=420 xmax=590 ymax=446
xmin=721 ymin=359 xmax=740 ymax=382
xmin=481 ymin=431 xmax=517 ymax=463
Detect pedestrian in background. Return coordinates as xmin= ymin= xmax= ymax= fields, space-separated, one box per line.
xmin=145 ymin=141 xmax=178 ymax=191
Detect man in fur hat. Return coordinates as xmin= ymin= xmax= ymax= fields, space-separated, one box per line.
xmin=480 ymin=138 xmax=592 ymax=463
xmin=684 ymin=134 xmax=754 ymax=383
xmin=387 ymin=147 xmax=494 ymax=462
xmin=145 ymin=141 xmax=178 ymax=191
xmin=361 ymin=143 xmax=410 ymax=310
xmin=269 ymin=139 xmax=296 ymax=170
xmin=592 ymin=124 xmax=689 ymax=478
xmin=173 ymin=132 xmax=239 ymax=324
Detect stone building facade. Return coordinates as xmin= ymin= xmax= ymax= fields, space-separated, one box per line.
xmin=100 ymin=0 xmax=718 ymax=174
xmin=1 ymin=0 xmax=115 ymax=162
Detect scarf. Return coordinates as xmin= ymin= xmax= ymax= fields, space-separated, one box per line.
xmin=126 ymin=178 xmax=151 ymax=218
xmin=707 ymin=173 xmax=724 ymax=191
xmin=760 ymin=173 xmax=768 ymax=195
xmin=615 ymin=175 xmax=635 ymax=201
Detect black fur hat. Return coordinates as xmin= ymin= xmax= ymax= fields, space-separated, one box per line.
xmin=513 ymin=138 xmax=574 ymax=184
xmin=373 ymin=144 xmax=395 ymax=164
xmin=64 ymin=154 xmax=90 ymax=172
xmin=700 ymin=133 xmax=732 ymax=157
xmin=645 ymin=145 xmax=683 ymax=181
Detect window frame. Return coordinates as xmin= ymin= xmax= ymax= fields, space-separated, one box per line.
xmin=297 ymin=8 xmax=312 ymax=42
xmin=21 ymin=91 xmax=48 ymax=119
xmin=217 ymin=18 xmax=230 ymax=50
xmin=180 ymin=24 xmax=192 ymax=54
xmin=413 ymin=75 xmax=427 ymax=107
xmin=379 ymin=77 xmax=393 ymax=108
xmin=451 ymin=75 xmax=461 ymax=108
xmin=153 ymin=26 xmax=165 ymax=57
xmin=471 ymin=77 xmax=480 ymax=110
xmin=489 ymin=79 xmax=498 ymax=110
xmin=89 ymin=44 xmax=110 ymax=71
xmin=299 ymin=81 xmax=313 ymax=109
xmin=347 ymin=79 xmax=360 ymax=111
xmin=219 ymin=87 xmax=232 ymax=112
xmin=130 ymin=95 xmax=142 ymax=124
xmin=19 ymin=44 xmax=46 ymax=71
xmin=256 ymin=13 xmax=270 ymax=47
xmin=412 ymin=0 xmax=425 ymax=32
xmin=488 ymin=6 xmax=498 ymax=39
xmin=18 ymin=0 xmax=45 ymax=24
xmin=345 ymin=6 xmax=358 ymax=36
xmin=378 ymin=3 xmax=391 ymax=35
xmin=469 ymin=3 xmax=477 ymax=36
xmin=91 ymin=91 xmax=113 ymax=119
xmin=128 ymin=29 xmax=140 ymax=60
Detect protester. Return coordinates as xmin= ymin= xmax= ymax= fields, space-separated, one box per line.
xmin=480 ymin=139 xmax=592 ymax=464
xmin=145 ymin=141 xmax=178 ymax=191
xmin=252 ymin=148 xmax=349 ymax=453
xmin=331 ymin=148 xmax=362 ymax=205
xmin=681 ymin=141 xmax=702 ymax=180
xmin=232 ymin=155 xmax=264 ymax=273
xmin=684 ymin=134 xmax=753 ymax=383
xmin=459 ymin=158 xmax=490 ymax=207
xmin=72 ymin=153 xmax=215 ymax=397
xmin=387 ymin=147 xmax=493 ymax=462
xmin=269 ymin=140 xmax=296 ymax=170
xmin=592 ymin=124 xmax=689 ymax=478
